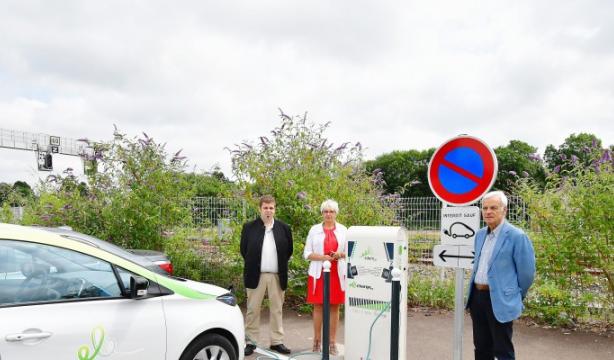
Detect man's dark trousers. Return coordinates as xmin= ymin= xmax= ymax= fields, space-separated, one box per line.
xmin=469 ymin=288 xmax=515 ymax=360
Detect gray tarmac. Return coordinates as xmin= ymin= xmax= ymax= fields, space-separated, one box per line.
xmin=243 ymin=308 xmax=613 ymax=360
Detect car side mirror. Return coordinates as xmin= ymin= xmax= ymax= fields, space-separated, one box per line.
xmin=130 ymin=276 xmax=149 ymax=299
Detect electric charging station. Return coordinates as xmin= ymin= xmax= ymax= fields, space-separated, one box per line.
xmin=344 ymin=226 xmax=409 ymax=360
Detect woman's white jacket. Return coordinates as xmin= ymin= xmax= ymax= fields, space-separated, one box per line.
xmin=303 ymin=222 xmax=347 ymax=293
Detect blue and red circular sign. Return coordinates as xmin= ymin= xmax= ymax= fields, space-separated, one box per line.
xmin=428 ymin=135 xmax=498 ymax=206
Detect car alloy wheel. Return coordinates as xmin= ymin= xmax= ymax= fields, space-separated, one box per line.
xmin=193 ymin=345 xmax=231 ymax=360
xmin=181 ymin=333 xmax=237 ymax=360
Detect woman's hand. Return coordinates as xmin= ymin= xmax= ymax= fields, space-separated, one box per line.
xmin=329 ymin=252 xmax=344 ymax=260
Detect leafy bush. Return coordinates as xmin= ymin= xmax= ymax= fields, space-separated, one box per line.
xmin=516 ymin=148 xmax=613 ymax=325
xmin=21 ymin=129 xmax=194 ymax=251
xmin=229 ymin=111 xmax=396 ymax=298
xmin=163 ymin=229 xmax=205 ymax=281
xmin=407 ymin=267 xmax=455 ymax=309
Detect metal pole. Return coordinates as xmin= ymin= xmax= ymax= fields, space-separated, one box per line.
xmin=322 ymin=260 xmax=331 ymax=360
xmin=390 ymin=268 xmax=402 ymax=360
xmin=453 ymin=268 xmax=465 ymax=360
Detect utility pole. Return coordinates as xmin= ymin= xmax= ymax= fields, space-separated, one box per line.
xmin=0 ymin=128 xmax=92 ymax=172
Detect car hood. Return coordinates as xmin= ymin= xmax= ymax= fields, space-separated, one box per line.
xmin=168 ymin=277 xmax=230 ymax=298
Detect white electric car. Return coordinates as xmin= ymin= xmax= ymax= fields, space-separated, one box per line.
xmin=0 ymin=223 xmax=244 ymax=360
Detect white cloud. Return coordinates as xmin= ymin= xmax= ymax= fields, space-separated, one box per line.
xmin=0 ymin=0 xmax=612 ymax=186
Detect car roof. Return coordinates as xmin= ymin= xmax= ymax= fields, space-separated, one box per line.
xmin=31 ymin=226 xmax=164 ymax=268
xmin=0 ymin=223 xmax=150 ymax=269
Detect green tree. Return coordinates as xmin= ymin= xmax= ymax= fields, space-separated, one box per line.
xmin=12 ymin=181 xmax=33 ymax=199
xmin=544 ymin=133 xmax=603 ymax=173
xmin=0 ymin=182 xmax=11 ymax=205
xmin=494 ymin=140 xmax=546 ymax=192
xmin=0 ymin=181 xmax=33 ymax=207
xmin=365 ymin=149 xmax=435 ymax=197
xmin=183 ymin=168 xmax=233 ymax=197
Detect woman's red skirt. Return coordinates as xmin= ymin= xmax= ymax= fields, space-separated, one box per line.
xmin=306 ymin=261 xmax=345 ymax=304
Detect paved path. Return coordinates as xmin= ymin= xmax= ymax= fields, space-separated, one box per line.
xmin=244 ymin=308 xmax=613 ymax=360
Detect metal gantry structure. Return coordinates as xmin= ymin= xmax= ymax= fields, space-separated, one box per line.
xmin=0 ymin=128 xmax=91 ymax=171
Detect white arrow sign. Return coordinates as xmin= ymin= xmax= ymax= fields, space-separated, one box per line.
xmin=433 ymin=244 xmax=475 ymax=269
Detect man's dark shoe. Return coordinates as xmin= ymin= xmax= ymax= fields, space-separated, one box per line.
xmin=244 ymin=344 xmax=256 ymax=356
xmin=270 ymin=344 xmax=291 ymax=354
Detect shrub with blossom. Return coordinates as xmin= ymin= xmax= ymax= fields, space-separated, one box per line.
xmin=229 ymin=110 xmax=396 ymax=297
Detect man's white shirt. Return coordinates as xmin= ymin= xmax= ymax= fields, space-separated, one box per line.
xmin=260 ymin=220 xmax=279 ymax=273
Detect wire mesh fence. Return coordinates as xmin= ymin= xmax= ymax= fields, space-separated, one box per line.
xmin=188 ymin=196 xmax=527 ymax=264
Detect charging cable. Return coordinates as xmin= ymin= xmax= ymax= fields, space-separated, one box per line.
xmin=365 ymin=302 xmax=391 ymax=360
xmin=246 ymin=335 xmax=321 ymax=360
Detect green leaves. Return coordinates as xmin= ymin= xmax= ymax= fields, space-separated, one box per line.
xmin=517 ymin=161 xmax=613 ymax=326
xmin=229 ymin=110 xmax=396 ymax=298
xmin=230 ymin=110 xmax=395 ymax=242
xmin=21 ymin=129 xmax=194 ymax=251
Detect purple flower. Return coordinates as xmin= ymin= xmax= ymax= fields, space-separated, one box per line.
xmin=593 ymin=164 xmax=601 ymax=174
xmin=522 ymin=171 xmax=529 ymax=178
xmin=600 ymin=150 xmax=611 ymax=163
xmin=553 ymin=165 xmax=561 ymax=174
xmin=570 ymin=155 xmax=579 ymax=164
xmin=528 ymin=154 xmax=540 ymax=161
xmin=171 ymin=155 xmax=187 ymax=163
xmin=40 ymin=214 xmax=51 ymax=221
xmin=77 ymin=138 xmax=90 ymax=144
xmin=334 ymin=143 xmax=348 ymax=153
xmin=508 ymin=170 xmax=517 ymax=176
xmin=287 ymin=180 xmax=295 ymax=187
xmin=559 ymin=154 xmax=567 ymax=161
xmin=410 ymin=180 xmax=422 ymax=186
xmin=304 ymin=204 xmax=312 ymax=211
xmin=297 ymin=191 xmax=307 ymax=201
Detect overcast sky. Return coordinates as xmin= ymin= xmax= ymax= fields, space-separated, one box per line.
xmin=1 ymin=0 xmax=613 ymax=186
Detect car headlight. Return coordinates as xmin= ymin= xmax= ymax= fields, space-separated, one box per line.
xmin=216 ymin=293 xmax=237 ymax=307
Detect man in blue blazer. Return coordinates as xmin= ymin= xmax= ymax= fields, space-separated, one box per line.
xmin=466 ymin=191 xmax=535 ymax=360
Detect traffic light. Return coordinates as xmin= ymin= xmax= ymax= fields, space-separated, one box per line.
xmin=45 ymin=154 xmax=53 ymax=169
xmin=40 ymin=153 xmax=53 ymax=171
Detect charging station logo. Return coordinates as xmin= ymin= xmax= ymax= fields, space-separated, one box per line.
xmin=348 ymin=281 xmax=374 ymax=291
xmin=360 ymin=247 xmax=377 ymax=262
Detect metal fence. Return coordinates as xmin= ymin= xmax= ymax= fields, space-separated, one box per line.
xmin=190 ymin=196 xmax=528 ymax=263
xmin=394 ymin=196 xmax=527 ymax=262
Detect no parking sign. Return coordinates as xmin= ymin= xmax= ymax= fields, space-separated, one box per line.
xmin=428 ymin=135 xmax=498 ymax=206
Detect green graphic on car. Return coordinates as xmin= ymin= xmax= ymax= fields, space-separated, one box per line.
xmin=77 ymin=325 xmax=105 ymax=360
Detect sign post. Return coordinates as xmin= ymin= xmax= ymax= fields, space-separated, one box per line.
xmin=428 ymin=135 xmax=498 ymax=360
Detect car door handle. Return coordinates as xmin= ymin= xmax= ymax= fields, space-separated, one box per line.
xmin=5 ymin=332 xmax=53 ymax=342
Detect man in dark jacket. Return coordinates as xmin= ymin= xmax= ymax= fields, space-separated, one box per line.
xmin=241 ymin=195 xmax=293 ymax=356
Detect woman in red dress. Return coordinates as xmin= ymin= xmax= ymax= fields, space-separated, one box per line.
xmin=303 ymin=199 xmax=347 ymax=355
